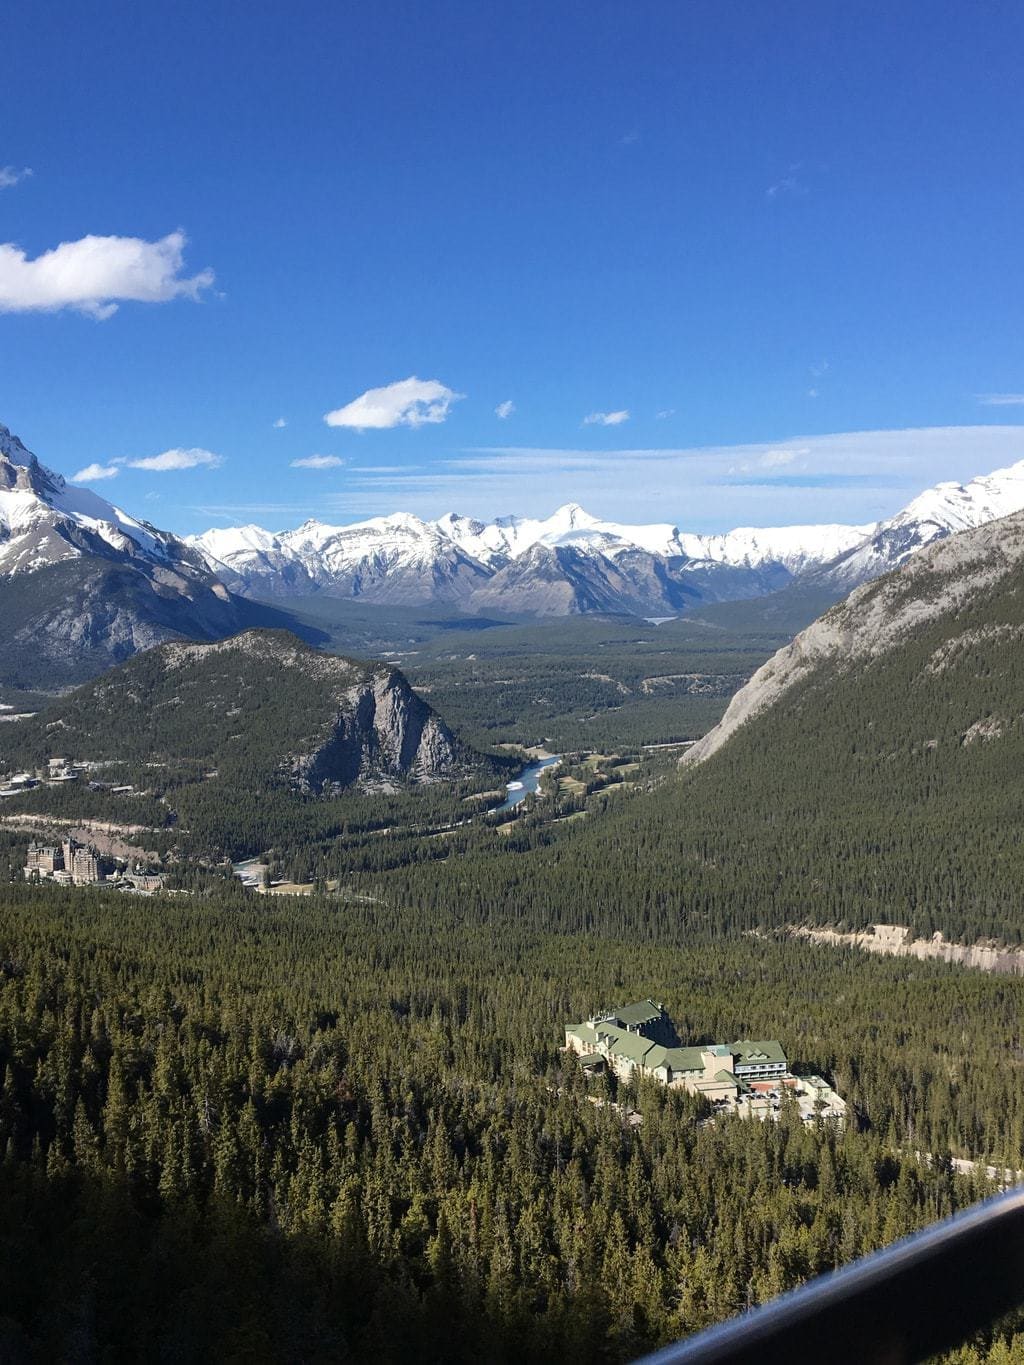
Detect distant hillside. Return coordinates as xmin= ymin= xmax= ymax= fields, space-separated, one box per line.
xmin=662 ymin=509 xmax=1024 ymax=942
xmin=5 ymin=629 xmax=493 ymax=793
xmin=685 ymin=508 xmax=1024 ymax=766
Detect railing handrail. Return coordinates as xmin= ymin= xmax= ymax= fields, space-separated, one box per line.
xmin=633 ymin=1184 xmax=1024 ymax=1365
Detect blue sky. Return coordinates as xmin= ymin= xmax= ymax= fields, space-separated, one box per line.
xmin=2 ymin=0 xmax=1024 ymax=534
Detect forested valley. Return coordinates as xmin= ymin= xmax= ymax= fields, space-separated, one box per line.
xmin=1 ymin=884 xmax=1023 ymax=1362
xmin=4 ymin=564 xmax=1024 ymax=1361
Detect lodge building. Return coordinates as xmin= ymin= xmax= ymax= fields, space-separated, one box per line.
xmin=565 ymin=1000 xmax=845 ymax=1122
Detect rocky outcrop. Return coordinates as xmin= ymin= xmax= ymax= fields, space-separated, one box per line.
xmin=152 ymin=629 xmax=479 ymax=789
xmin=793 ymin=924 xmax=1024 ymax=977
xmin=296 ymin=667 xmax=462 ymax=791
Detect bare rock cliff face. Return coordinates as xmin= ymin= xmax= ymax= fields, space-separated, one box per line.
xmin=684 ymin=509 xmax=1024 ymax=767
xmin=296 ymin=668 xmax=462 ymax=791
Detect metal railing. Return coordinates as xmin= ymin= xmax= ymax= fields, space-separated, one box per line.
xmin=634 ymin=1185 xmax=1024 ymax=1365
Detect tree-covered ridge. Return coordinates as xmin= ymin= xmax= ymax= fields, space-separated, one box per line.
xmin=686 ymin=506 xmax=1024 ymax=765
xmin=2 ymin=627 xmax=517 ymax=807
xmin=1 ymin=884 xmax=1022 ymax=1362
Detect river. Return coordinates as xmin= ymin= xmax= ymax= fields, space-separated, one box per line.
xmin=496 ymin=754 xmax=562 ymax=811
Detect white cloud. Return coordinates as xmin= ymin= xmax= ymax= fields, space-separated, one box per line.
xmin=273 ymin=417 xmax=288 ymax=429
xmin=0 ymin=229 xmax=213 ymax=319
xmin=759 ymin=448 xmax=800 ymax=469
xmin=325 ymin=376 xmax=464 ymax=430
xmin=0 ymin=166 xmax=32 ymax=190
xmin=72 ymin=462 xmax=120 ymax=482
xmin=656 ymin=409 xmax=675 ymax=420
xmin=583 ymin=410 xmax=630 ymax=427
xmin=291 ymin=454 xmax=345 ymax=469
xmin=127 ymin=447 xmax=223 ymax=472
xmin=807 ymin=388 xmax=819 ymax=399
xmin=977 ymin=393 xmax=1024 ymax=407
xmin=495 ymin=399 xmax=516 ymax=420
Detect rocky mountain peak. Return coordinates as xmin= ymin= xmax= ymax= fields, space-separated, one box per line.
xmin=0 ymin=425 xmax=65 ymax=498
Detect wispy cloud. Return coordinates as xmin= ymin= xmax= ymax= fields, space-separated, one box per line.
xmin=72 ymin=462 xmax=119 ymax=482
xmin=495 ymin=399 xmax=515 ymax=420
xmin=127 ymin=447 xmax=222 ymax=472
xmin=291 ymin=454 xmax=344 ymax=469
xmin=273 ymin=417 xmax=288 ymax=429
xmin=767 ymin=163 xmax=807 ymax=199
xmin=655 ymin=409 xmax=675 ymax=420
xmin=0 ymin=166 xmax=32 ymax=190
xmin=583 ymin=409 xmax=630 ymax=427
xmin=325 ymin=376 xmax=464 ymax=430
xmin=0 ymin=230 xmax=213 ymax=319
xmin=616 ymin=128 xmax=640 ymax=148
xmin=320 ymin=426 xmax=1024 ymax=529
xmin=191 ymin=503 xmax=311 ymax=524
xmin=977 ymin=393 xmax=1024 ymax=407
xmin=71 ymin=446 xmax=222 ymax=481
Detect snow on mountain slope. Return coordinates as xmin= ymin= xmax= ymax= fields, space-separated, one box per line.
xmin=0 ymin=423 xmax=253 ymax=688
xmin=0 ymin=423 xmax=206 ymax=577
xmin=678 ymin=524 xmax=873 ymax=575
xmin=191 ymin=512 xmax=490 ymax=603
xmin=814 ymin=459 xmax=1024 ymax=588
xmin=190 ymin=501 xmax=874 ymax=605
xmin=438 ymin=504 xmax=688 ymax=563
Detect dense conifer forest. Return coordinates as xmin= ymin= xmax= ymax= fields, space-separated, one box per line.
xmin=1 ymin=883 xmax=1023 ymax=1361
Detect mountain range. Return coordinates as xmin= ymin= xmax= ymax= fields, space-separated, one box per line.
xmin=5 ymin=417 xmax=1024 ymax=689
xmin=189 ymin=461 xmax=1024 ymax=614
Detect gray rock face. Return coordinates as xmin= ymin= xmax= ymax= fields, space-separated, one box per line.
xmin=684 ymin=509 xmax=1024 ymax=766
xmin=297 ymin=666 xmax=462 ymax=790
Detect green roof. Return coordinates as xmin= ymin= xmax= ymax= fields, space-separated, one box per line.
xmin=568 ymin=1016 xmax=790 ymax=1080
xmin=605 ymin=1000 xmax=664 ymax=1027
xmin=715 ymin=1070 xmax=739 ymax=1086
xmin=732 ymin=1040 xmax=787 ymax=1066
xmin=595 ymin=1028 xmax=657 ymax=1065
xmin=661 ymin=1046 xmax=707 ymax=1073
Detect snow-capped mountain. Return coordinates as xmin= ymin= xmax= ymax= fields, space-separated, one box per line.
xmin=10 ymin=413 xmax=1024 ymax=686
xmin=192 ymin=512 xmax=492 ymax=604
xmin=0 ymin=424 xmax=222 ymax=580
xmin=189 ymin=503 xmax=874 ymax=612
xmin=0 ymin=423 xmax=251 ymax=687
